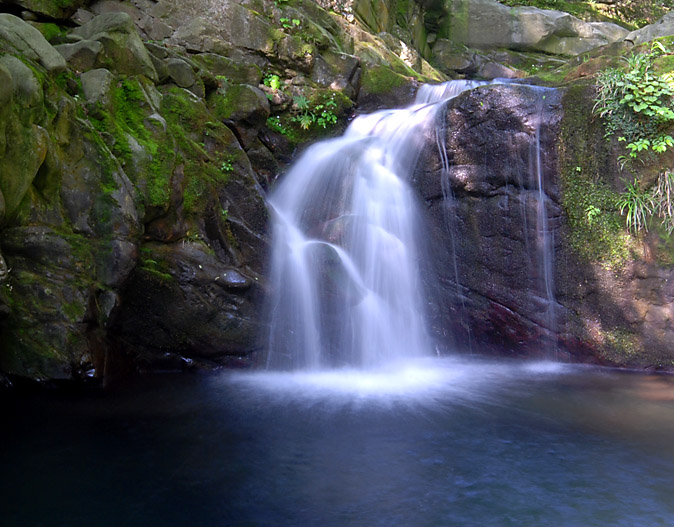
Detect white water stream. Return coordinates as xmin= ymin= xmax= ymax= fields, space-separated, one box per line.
xmin=266 ymin=80 xmax=556 ymax=370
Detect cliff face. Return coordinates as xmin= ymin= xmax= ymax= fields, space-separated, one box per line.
xmin=2 ymin=0 xmax=674 ymax=383
xmin=0 ymin=0 xmax=450 ymax=382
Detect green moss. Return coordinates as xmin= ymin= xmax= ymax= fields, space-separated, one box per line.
xmin=600 ymin=327 xmax=641 ymax=364
xmin=62 ymin=300 xmax=86 ymax=322
xmin=652 ymin=54 xmax=674 ymax=76
xmin=559 ymin=84 xmax=636 ymax=267
xmin=361 ymin=65 xmax=410 ymax=95
xmin=560 ymin=166 xmax=631 ymax=265
xmin=87 ymin=78 xmax=176 ymax=211
xmin=182 ymin=173 xmax=208 ymax=212
xmin=36 ymin=22 xmax=67 ymax=44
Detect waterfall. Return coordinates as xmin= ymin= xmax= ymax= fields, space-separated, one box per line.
xmin=266 ymin=81 xmax=480 ymax=370
xmin=531 ymin=87 xmax=557 ymax=349
xmin=265 ymin=80 xmax=559 ymax=370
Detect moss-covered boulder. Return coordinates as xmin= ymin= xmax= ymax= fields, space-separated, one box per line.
xmin=72 ymin=12 xmax=158 ymax=80
xmin=0 ymin=13 xmax=67 ymax=73
xmin=4 ymin=0 xmax=89 ymax=20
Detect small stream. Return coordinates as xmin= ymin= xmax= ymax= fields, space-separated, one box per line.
xmin=3 ymin=358 xmax=674 ymax=527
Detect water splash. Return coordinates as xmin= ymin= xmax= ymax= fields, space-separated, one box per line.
xmin=266 ymin=81 xmax=481 ymax=370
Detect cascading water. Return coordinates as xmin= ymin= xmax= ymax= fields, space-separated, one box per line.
xmin=266 ymin=80 xmax=560 ymax=370
xmin=266 ymin=81 xmax=481 ymax=370
xmin=517 ymin=86 xmax=557 ymax=349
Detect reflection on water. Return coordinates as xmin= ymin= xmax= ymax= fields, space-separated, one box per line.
xmin=2 ymin=357 xmax=674 ymax=527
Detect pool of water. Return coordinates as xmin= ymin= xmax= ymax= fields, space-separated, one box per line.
xmin=3 ymin=357 xmax=674 ymax=527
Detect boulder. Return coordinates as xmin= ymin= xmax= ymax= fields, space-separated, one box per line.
xmin=55 ymin=40 xmax=103 ymax=71
xmin=0 ymin=62 xmax=14 ymax=106
xmin=0 ymin=14 xmax=67 ymax=73
xmin=211 ymin=84 xmax=270 ymax=148
xmin=112 ymin=242 xmax=264 ymax=362
xmin=625 ymin=12 xmax=674 ymax=46
xmin=0 ymin=55 xmax=41 ymax=109
xmin=72 ymin=12 xmax=158 ymax=81
xmin=166 ymin=57 xmax=197 ymax=88
xmin=415 ymin=84 xmax=564 ymax=355
xmin=442 ymin=0 xmax=628 ymax=55
xmin=6 ymin=0 xmax=88 ymax=20
xmin=192 ymin=52 xmax=262 ymax=85
xmin=311 ymin=51 xmax=361 ymax=99
xmin=80 ymin=67 xmax=114 ymax=105
xmin=168 ymin=3 xmax=276 ymax=55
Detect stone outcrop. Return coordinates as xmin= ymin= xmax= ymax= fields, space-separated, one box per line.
xmin=436 ymin=0 xmax=629 ymax=56
xmin=0 ymin=13 xmax=67 ymax=72
xmin=0 ymin=0 xmax=451 ymax=383
xmin=416 ymin=83 xmax=566 ymax=357
xmin=414 ymin=80 xmax=674 ymax=369
xmin=0 ymin=11 xmax=276 ymax=382
xmin=626 ymin=12 xmax=674 ymax=46
xmin=2 ymin=0 xmax=674 ymax=383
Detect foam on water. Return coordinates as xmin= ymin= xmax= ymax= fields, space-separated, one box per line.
xmin=227 ymin=357 xmax=575 ymax=408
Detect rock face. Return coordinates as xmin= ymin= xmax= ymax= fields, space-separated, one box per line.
xmin=0 ymin=11 xmax=275 ymax=382
xmin=626 ymin=12 xmax=674 ymax=46
xmin=416 ymin=83 xmax=565 ymax=357
xmin=415 ymin=81 xmax=674 ymax=369
xmin=438 ymin=0 xmax=628 ymax=56
xmin=0 ymin=0 xmax=452 ymax=383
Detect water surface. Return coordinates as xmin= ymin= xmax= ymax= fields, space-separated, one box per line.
xmin=3 ymin=357 xmax=674 ymax=527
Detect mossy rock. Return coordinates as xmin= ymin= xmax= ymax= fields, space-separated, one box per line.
xmin=357 ymin=64 xmax=418 ymax=111
xmin=12 ymin=0 xmax=88 ymax=20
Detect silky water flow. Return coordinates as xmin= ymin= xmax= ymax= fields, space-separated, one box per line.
xmin=265 ymin=80 xmax=557 ymax=370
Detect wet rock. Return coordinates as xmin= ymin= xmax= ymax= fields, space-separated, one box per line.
xmin=415 ymin=84 xmax=564 ymax=354
xmin=113 ymin=242 xmax=264 ymax=361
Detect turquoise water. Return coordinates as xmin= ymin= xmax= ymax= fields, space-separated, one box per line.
xmin=2 ymin=357 xmax=674 ymax=526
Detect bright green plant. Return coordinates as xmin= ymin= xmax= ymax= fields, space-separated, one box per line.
xmin=220 ymin=159 xmax=234 ymax=173
xmin=585 ymin=204 xmax=602 ymax=224
xmin=264 ymin=74 xmax=282 ymax=91
xmin=616 ymin=179 xmax=654 ymax=233
xmin=280 ymin=17 xmax=301 ymax=30
xmin=594 ymin=41 xmax=674 ymax=164
xmin=290 ymin=94 xmax=338 ymax=130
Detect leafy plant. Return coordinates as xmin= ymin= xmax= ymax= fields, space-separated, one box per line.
xmin=594 ymin=41 xmax=674 ymax=164
xmin=266 ymin=115 xmax=287 ymax=134
xmin=263 ymin=74 xmax=282 ymax=91
xmin=290 ymin=94 xmax=339 ymax=130
xmin=585 ymin=204 xmax=602 ymax=224
xmin=280 ymin=17 xmax=301 ymax=30
xmin=220 ymin=159 xmax=234 ymax=173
